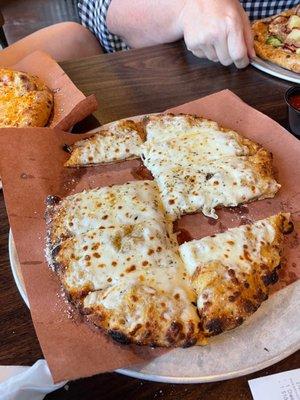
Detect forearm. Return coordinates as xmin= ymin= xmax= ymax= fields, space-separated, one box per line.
xmin=0 ymin=22 xmax=102 ymax=66
xmin=107 ymin=0 xmax=185 ymax=48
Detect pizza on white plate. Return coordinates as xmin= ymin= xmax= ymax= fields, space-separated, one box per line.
xmin=252 ymin=5 xmax=300 ymax=73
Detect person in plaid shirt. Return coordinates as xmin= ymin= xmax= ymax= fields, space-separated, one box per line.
xmin=0 ymin=0 xmax=299 ymax=68
xmin=78 ymin=0 xmax=299 ymax=67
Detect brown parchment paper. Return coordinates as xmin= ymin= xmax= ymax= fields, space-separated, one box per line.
xmin=9 ymin=51 xmax=98 ymax=131
xmin=0 ymin=90 xmax=299 ymax=382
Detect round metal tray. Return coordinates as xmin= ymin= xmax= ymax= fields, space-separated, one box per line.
xmin=251 ymin=57 xmax=300 ymax=84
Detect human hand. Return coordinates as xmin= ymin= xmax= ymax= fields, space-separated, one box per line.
xmin=179 ymin=0 xmax=256 ymax=68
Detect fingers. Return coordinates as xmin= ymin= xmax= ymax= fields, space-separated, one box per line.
xmin=227 ymin=24 xmax=249 ymax=68
xmin=191 ymin=49 xmax=205 ymax=58
xmin=191 ymin=46 xmax=218 ymax=62
xmin=214 ymin=37 xmax=232 ymax=66
xmin=185 ymin=4 xmax=253 ymax=68
xmin=201 ymin=45 xmax=218 ymax=62
xmin=192 ymin=32 xmax=249 ymax=68
xmin=190 ymin=21 xmax=250 ymax=68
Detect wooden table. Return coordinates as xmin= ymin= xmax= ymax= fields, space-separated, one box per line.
xmin=0 ymin=41 xmax=299 ymax=399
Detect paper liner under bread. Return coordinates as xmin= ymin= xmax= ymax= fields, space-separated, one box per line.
xmin=0 ymin=90 xmax=299 ymax=382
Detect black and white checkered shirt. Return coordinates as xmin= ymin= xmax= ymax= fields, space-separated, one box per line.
xmin=78 ymin=0 xmax=299 ymax=53
xmin=78 ymin=0 xmax=129 ymax=52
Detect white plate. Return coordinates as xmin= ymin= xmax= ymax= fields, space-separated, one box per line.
xmin=9 ymin=231 xmax=29 ymax=308
xmin=9 ymin=230 xmax=300 ymax=383
xmin=251 ymin=57 xmax=300 ymax=83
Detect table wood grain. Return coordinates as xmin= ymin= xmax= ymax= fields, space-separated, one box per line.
xmin=0 ymin=41 xmax=299 ymax=399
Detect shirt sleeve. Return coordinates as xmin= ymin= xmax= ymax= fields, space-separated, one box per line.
xmin=240 ymin=0 xmax=300 ymax=20
xmin=78 ymin=0 xmax=129 ymax=52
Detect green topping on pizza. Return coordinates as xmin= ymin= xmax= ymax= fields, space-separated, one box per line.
xmin=266 ymin=36 xmax=283 ymax=47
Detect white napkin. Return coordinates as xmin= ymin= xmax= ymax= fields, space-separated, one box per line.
xmin=0 ymin=360 xmax=67 ymax=400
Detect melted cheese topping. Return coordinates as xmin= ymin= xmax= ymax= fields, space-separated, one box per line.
xmin=142 ymin=130 xmax=254 ymax=173
xmin=0 ymin=68 xmax=53 ymax=127
xmin=83 ymin=278 xmax=200 ymax=347
xmin=83 ymin=282 xmax=196 ymax=323
xmin=65 ymin=120 xmax=144 ymax=167
xmin=149 ymin=154 xmax=280 ymax=219
xmin=142 ymin=115 xmax=279 ymax=219
xmin=145 ymin=114 xmax=220 ymax=142
xmin=48 ymin=180 xmax=170 ymax=246
xmin=57 ymin=221 xmax=183 ymax=295
xmin=179 ymin=216 xmax=280 ymax=276
xmin=54 ymin=205 xmax=200 ymax=347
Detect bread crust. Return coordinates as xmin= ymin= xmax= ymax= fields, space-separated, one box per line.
xmin=0 ymin=68 xmax=53 ymax=127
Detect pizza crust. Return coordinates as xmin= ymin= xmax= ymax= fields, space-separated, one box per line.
xmin=83 ymin=282 xmax=200 ymax=347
